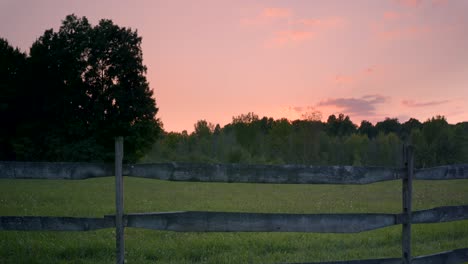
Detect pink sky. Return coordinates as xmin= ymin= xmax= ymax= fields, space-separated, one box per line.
xmin=1 ymin=0 xmax=467 ymax=132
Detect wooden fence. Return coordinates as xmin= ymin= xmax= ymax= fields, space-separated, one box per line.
xmin=1 ymin=137 xmax=468 ymax=263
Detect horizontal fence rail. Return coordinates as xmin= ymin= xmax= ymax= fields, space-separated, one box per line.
xmin=123 ymin=205 xmax=468 ymax=233
xmin=123 ymin=211 xmax=396 ymax=233
xmin=121 ymin=205 xmax=468 ymax=233
xmin=0 ymin=162 xmax=113 ymax=180
xmin=1 ymin=205 xmax=467 ymax=232
xmin=0 ymin=216 xmax=114 ymax=231
xmin=127 ymin=164 xmax=403 ymax=184
xmin=414 ymin=164 xmax=468 ymax=180
xmin=412 ymin=205 xmax=468 ymax=223
xmin=2 ymin=162 xmax=468 ymax=183
xmin=288 ymin=248 xmax=468 ymax=264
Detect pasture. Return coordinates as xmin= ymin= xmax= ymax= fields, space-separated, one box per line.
xmin=0 ymin=177 xmax=467 ymax=263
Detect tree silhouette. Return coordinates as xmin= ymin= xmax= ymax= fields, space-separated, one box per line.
xmin=0 ymin=39 xmax=27 ymax=160
xmin=358 ymin=120 xmax=377 ymax=138
xmin=326 ymin=113 xmax=356 ymax=137
xmin=5 ymin=14 xmax=160 ymax=162
xmin=375 ymin=118 xmax=401 ymax=135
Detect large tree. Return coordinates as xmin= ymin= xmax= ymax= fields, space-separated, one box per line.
xmin=0 ymin=39 xmax=27 ymax=160
xmin=14 ymin=14 xmax=160 ymax=162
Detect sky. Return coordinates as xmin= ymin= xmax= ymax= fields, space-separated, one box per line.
xmin=1 ymin=0 xmax=468 ymax=132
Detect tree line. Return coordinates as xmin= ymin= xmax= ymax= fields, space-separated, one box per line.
xmin=142 ymin=113 xmax=468 ymax=168
xmin=0 ymin=15 xmax=160 ymax=162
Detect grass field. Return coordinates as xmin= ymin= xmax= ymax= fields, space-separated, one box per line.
xmin=0 ymin=177 xmax=467 ymax=263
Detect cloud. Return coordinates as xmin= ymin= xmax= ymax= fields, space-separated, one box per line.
xmin=383 ymin=11 xmax=401 ymax=20
xmin=243 ymin=7 xmax=345 ymax=47
xmin=292 ymin=106 xmax=303 ymax=112
xmin=365 ymin=67 xmax=374 ymax=74
xmin=393 ymin=0 xmax=447 ymax=8
xmin=288 ymin=105 xmax=318 ymax=113
xmin=318 ymin=95 xmax=389 ymax=116
xmin=295 ymin=18 xmax=321 ymax=26
xmin=272 ymin=30 xmax=315 ymax=45
xmin=241 ymin=7 xmax=292 ymax=26
xmin=294 ymin=16 xmax=345 ymax=28
xmin=401 ymin=99 xmax=450 ymax=107
xmin=334 ymin=74 xmax=356 ymax=85
xmin=284 ymin=106 xmax=323 ymax=121
xmin=330 ymin=66 xmax=377 ymax=85
xmin=374 ymin=6 xmax=431 ymax=41
xmin=377 ymin=25 xmax=431 ymax=40
xmin=262 ymin=8 xmax=292 ymax=19
xmin=362 ymin=94 xmax=388 ymax=103
xmin=270 ymin=16 xmax=345 ymax=45
xmin=394 ymin=0 xmax=423 ymax=8
xmin=431 ymin=0 xmax=448 ymax=6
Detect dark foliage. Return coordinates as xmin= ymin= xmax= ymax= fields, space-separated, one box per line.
xmin=144 ymin=114 xmax=468 ymax=168
xmin=0 ymin=15 xmax=160 ymax=162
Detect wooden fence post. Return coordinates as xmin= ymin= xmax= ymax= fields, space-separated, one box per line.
xmin=115 ymin=137 xmax=125 ymax=264
xmin=402 ymin=145 xmax=414 ymax=264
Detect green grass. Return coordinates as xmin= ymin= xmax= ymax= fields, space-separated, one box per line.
xmin=0 ymin=178 xmax=467 ymax=263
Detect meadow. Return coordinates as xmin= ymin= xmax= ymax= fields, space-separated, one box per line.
xmin=0 ymin=177 xmax=467 ymax=263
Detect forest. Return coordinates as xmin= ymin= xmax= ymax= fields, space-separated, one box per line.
xmin=142 ymin=112 xmax=468 ymax=168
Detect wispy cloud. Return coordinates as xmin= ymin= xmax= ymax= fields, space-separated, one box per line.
xmin=383 ymin=11 xmax=401 ymax=20
xmin=271 ymin=16 xmax=345 ymax=46
xmin=333 ymin=74 xmax=356 ymax=85
xmin=283 ymin=106 xmax=323 ymax=121
xmin=330 ymin=66 xmax=378 ymax=86
xmin=243 ymin=7 xmax=345 ymax=47
xmin=393 ymin=0 xmax=448 ymax=8
xmin=380 ymin=9 xmax=436 ymax=41
xmin=377 ymin=25 xmax=431 ymax=40
xmin=394 ymin=0 xmax=423 ymax=8
xmin=402 ymin=99 xmax=450 ymax=107
xmin=288 ymin=105 xmax=319 ymax=113
xmin=241 ymin=7 xmax=292 ymax=26
xmin=263 ymin=8 xmax=292 ymax=19
xmin=318 ymin=95 xmax=389 ymax=116
xmin=294 ymin=16 xmax=345 ymax=28
xmin=376 ymin=4 xmax=432 ymax=41
xmin=292 ymin=106 xmax=304 ymax=112
xmin=365 ymin=67 xmax=375 ymax=74
xmin=432 ymin=0 xmax=448 ymax=6
xmin=272 ymin=30 xmax=315 ymax=45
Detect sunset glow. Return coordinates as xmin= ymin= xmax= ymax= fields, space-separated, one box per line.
xmin=1 ymin=0 xmax=467 ymax=132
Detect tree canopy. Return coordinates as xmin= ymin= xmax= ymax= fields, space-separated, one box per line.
xmin=143 ymin=113 xmax=468 ymax=168
xmin=0 ymin=39 xmax=27 ymax=160
xmin=0 ymin=15 xmax=160 ymax=162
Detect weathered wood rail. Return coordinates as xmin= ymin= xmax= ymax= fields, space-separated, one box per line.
xmin=289 ymin=248 xmax=468 ymax=264
xmin=2 ymin=205 xmax=467 ymax=233
xmin=123 ymin=205 xmax=468 ymax=233
xmin=1 ymin=139 xmax=468 ymax=263
xmin=2 ymin=161 xmax=468 ymax=183
xmin=0 ymin=216 xmax=115 ymax=231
